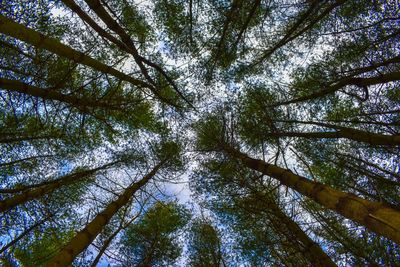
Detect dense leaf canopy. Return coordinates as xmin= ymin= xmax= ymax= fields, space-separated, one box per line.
xmin=0 ymin=0 xmax=399 ymax=266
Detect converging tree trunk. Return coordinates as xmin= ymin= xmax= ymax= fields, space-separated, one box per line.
xmin=221 ymin=143 xmax=400 ymax=244
xmin=0 ymin=78 xmax=122 ymax=112
xmin=0 ymin=14 xmax=151 ymax=90
xmin=258 ymin=195 xmax=336 ymax=267
xmin=45 ymin=160 xmax=165 ymax=267
xmin=0 ymin=161 xmax=119 ymax=213
xmin=264 ymin=128 xmax=400 ymax=146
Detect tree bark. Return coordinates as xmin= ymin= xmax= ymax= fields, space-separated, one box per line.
xmin=80 ymin=0 xmax=190 ymax=107
xmin=264 ymin=129 xmax=400 ymax=146
xmin=0 ymin=161 xmax=118 ymax=213
xmin=0 ymin=14 xmax=150 ymax=89
xmin=0 ymin=78 xmax=122 ymax=111
xmin=45 ymin=160 xmax=165 ymax=267
xmin=221 ymin=143 xmax=400 ymax=244
xmin=261 ymin=196 xmax=336 ymax=266
xmin=272 ymin=70 xmax=400 ymax=107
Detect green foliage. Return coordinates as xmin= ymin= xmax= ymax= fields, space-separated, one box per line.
xmin=120 ymin=202 xmax=190 ymax=266
xmin=187 ymin=219 xmax=226 ymax=267
xmin=13 ymin=227 xmax=75 ymax=267
xmin=121 ymin=4 xmax=153 ymax=49
xmin=1 ymin=0 xmax=400 ymax=266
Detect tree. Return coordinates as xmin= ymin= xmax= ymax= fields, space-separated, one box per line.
xmin=194 ymin=114 xmax=400 ymax=244
xmin=187 ymin=219 xmax=228 ymax=267
xmin=1 ymin=0 xmax=400 ymax=266
xmin=120 ymin=201 xmax=190 ymax=267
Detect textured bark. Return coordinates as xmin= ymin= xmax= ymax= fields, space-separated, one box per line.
xmin=264 ymin=129 xmax=400 ymax=146
xmin=273 ymin=70 xmax=400 ymax=106
xmin=0 ymin=78 xmax=121 ymax=111
xmin=0 ymin=14 xmax=150 ymax=89
xmin=0 ymin=162 xmax=118 ymax=213
xmin=90 ymin=212 xmax=139 ymax=267
xmin=81 ymin=0 xmax=190 ymax=108
xmin=45 ymin=161 xmax=165 ymax=267
xmin=262 ymin=197 xmax=336 ymax=266
xmin=221 ymin=144 xmax=400 ymax=244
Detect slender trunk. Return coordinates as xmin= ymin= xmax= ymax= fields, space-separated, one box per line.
xmin=0 ymin=214 xmax=53 ymax=254
xmin=61 ymin=0 xmax=123 ymax=47
xmin=341 ymin=153 xmax=400 ymax=181
xmin=0 ymin=161 xmax=118 ymax=213
xmin=0 ymin=78 xmax=121 ymax=111
xmin=0 ymin=14 xmax=150 ymax=89
xmin=231 ymin=0 xmax=261 ymax=51
xmin=344 ymin=160 xmax=400 ymax=188
xmin=252 ymin=0 xmax=346 ymax=67
xmin=90 ymin=227 xmax=120 ymax=267
xmin=0 ymin=154 xmax=54 ymax=169
xmin=262 ymin=197 xmax=336 ymax=266
xmin=238 ymin=190 xmax=336 ymax=266
xmin=304 ymin=202 xmax=379 ymax=267
xmin=221 ymin=143 xmax=400 ymax=244
xmin=81 ymin=1 xmax=158 ymax=93
xmin=264 ymin=129 xmax=400 ymax=146
xmin=81 ymin=0 xmax=191 ymax=108
xmin=0 ymin=134 xmax=62 ymax=144
xmin=45 ymin=160 xmax=165 ymax=267
xmin=272 ymin=70 xmax=400 ymax=106
xmin=90 ymin=213 xmax=139 ymax=267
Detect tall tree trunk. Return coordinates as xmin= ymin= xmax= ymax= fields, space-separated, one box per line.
xmin=260 ymin=196 xmax=336 ymax=266
xmin=0 ymin=161 xmax=118 ymax=213
xmin=221 ymin=143 xmax=400 ymax=244
xmin=78 ymin=0 xmax=190 ymax=107
xmin=0 ymin=14 xmax=150 ymax=90
xmin=0 ymin=213 xmax=53 ymax=254
xmin=272 ymin=70 xmax=400 ymax=107
xmin=90 ymin=213 xmax=139 ymax=267
xmin=0 ymin=78 xmax=121 ymax=112
xmin=45 ymin=160 xmax=165 ymax=267
xmin=264 ymin=129 xmax=400 ymax=145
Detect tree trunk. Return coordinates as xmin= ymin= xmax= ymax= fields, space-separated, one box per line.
xmin=221 ymin=143 xmax=400 ymax=244
xmin=0 ymin=14 xmax=150 ymax=89
xmin=45 ymin=160 xmax=165 ymax=267
xmin=90 ymin=227 xmax=120 ymax=267
xmin=265 ymin=129 xmax=400 ymax=146
xmin=262 ymin=196 xmax=336 ymax=266
xmin=252 ymin=0 xmax=346 ymax=67
xmin=0 ymin=161 xmax=118 ymax=213
xmin=79 ymin=0 xmax=190 ymax=108
xmin=272 ymin=70 xmax=400 ymax=106
xmin=90 ymin=213 xmax=139 ymax=267
xmin=0 ymin=213 xmax=53 ymax=254
xmin=0 ymin=78 xmax=121 ymax=112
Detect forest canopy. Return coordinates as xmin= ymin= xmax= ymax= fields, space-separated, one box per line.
xmin=0 ymin=0 xmax=399 ymax=266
